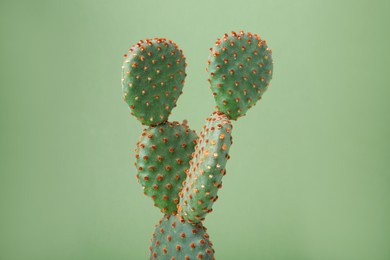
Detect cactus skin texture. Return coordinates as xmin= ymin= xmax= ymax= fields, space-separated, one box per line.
xmin=207 ymin=31 xmax=273 ymax=120
xmin=149 ymin=214 xmax=215 ymax=260
xmin=135 ymin=121 xmax=197 ymax=215
xmin=179 ymin=111 xmax=233 ymax=223
xmin=122 ymin=38 xmax=187 ymax=125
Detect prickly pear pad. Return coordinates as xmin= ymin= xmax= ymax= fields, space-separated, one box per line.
xmin=179 ymin=111 xmax=233 ymax=223
xmin=149 ymin=214 xmax=215 ymax=260
xmin=122 ymin=38 xmax=187 ymax=125
xmin=207 ymin=31 xmax=273 ymax=120
xmin=135 ymin=121 xmax=197 ymax=215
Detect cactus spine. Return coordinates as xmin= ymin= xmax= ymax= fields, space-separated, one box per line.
xmin=122 ymin=31 xmax=274 ymax=259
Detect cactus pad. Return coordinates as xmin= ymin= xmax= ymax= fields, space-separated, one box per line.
xmin=179 ymin=111 xmax=233 ymax=223
xmin=135 ymin=121 xmax=197 ymax=215
xmin=149 ymin=214 xmax=215 ymax=260
xmin=207 ymin=31 xmax=273 ymax=120
xmin=122 ymin=38 xmax=187 ymax=125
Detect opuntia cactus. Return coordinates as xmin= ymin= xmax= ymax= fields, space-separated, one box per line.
xmin=121 ymin=31 xmax=274 ymax=258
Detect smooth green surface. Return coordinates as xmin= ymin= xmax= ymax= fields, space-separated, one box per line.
xmin=0 ymin=1 xmax=389 ymax=260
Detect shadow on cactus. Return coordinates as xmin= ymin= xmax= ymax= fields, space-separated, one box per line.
xmin=121 ymin=31 xmax=274 ymax=259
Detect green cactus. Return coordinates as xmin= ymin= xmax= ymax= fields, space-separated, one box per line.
xmin=149 ymin=214 xmax=215 ymax=260
xmin=179 ymin=111 xmax=233 ymax=223
xmin=122 ymin=31 xmax=274 ymax=258
xmin=207 ymin=31 xmax=274 ymax=120
xmin=135 ymin=121 xmax=197 ymax=215
xmin=122 ymin=38 xmax=187 ymax=125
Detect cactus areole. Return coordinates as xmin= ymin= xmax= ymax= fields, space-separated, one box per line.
xmin=121 ymin=31 xmax=274 ymax=258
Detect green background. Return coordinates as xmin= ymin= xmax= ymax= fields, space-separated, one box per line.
xmin=1 ymin=0 xmax=389 ymax=259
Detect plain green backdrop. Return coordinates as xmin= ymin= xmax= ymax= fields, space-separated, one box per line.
xmin=1 ymin=0 xmax=389 ymax=259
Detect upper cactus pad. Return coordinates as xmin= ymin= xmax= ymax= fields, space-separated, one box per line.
xmin=179 ymin=111 xmax=233 ymax=223
xmin=207 ymin=31 xmax=273 ymax=120
xmin=149 ymin=214 xmax=215 ymax=260
xmin=122 ymin=38 xmax=187 ymax=125
xmin=135 ymin=121 xmax=197 ymax=215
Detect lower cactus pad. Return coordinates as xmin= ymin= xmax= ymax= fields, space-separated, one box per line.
xmin=149 ymin=214 xmax=215 ymax=260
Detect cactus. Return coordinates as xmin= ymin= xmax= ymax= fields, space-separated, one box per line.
xmin=121 ymin=31 xmax=273 ymax=258
xmin=207 ymin=31 xmax=274 ymax=120
xmin=149 ymin=214 xmax=215 ymax=260
xmin=122 ymin=38 xmax=187 ymax=125
xmin=135 ymin=121 xmax=197 ymax=215
xmin=179 ymin=111 xmax=233 ymax=223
